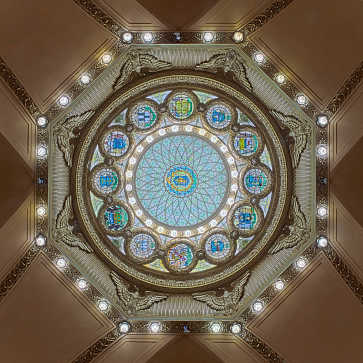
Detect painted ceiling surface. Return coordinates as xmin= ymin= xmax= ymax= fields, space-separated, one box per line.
xmin=49 ymin=46 xmax=315 ymax=318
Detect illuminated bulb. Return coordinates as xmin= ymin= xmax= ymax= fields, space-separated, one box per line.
xmin=136 ymin=209 xmax=143 ymax=217
xmin=146 ymin=135 xmax=154 ymax=143
xmin=37 ymin=206 xmax=46 ymax=217
xmin=274 ymin=280 xmax=285 ymax=291
xmin=119 ymin=321 xmax=130 ymax=333
xmin=317 ymin=145 xmax=328 ymax=157
xmin=317 ymin=206 xmax=328 ymax=217
xmin=199 ymin=129 xmax=206 ymax=136
xmin=227 ymin=156 xmax=235 ymax=164
xmin=203 ymin=32 xmax=214 ymax=42
xmin=129 ymin=157 xmax=136 ymax=165
xmin=227 ymin=197 xmax=234 ymax=205
xmin=136 ymin=145 xmax=144 ymax=153
xmin=37 ymin=146 xmax=47 ymax=157
xmin=122 ymin=32 xmax=133 ymax=43
xmin=159 ymin=128 xmax=167 ymax=136
xmin=125 ymin=184 xmax=132 ymax=191
xmin=145 ymin=219 xmax=153 ymax=227
xmin=77 ymin=279 xmax=88 ymax=290
xmin=101 ymin=53 xmax=112 ymax=64
xmin=254 ymin=52 xmax=265 ymax=63
xmin=35 ymin=234 xmax=46 ymax=247
xmin=296 ymin=257 xmax=307 ymax=269
xmin=317 ymin=236 xmax=328 ymax=248
xmin=220 ymin=145 xmax=228 ymax=153
xmin=171 ymin=230 xmax=177 ymax=237
xmin=171 ymin=125 xmax=179 ymax=132
xmin=58 ymin=95 xmax=70 ymax=106
xmin=184 ymin=230 xmax=191 ymax=237
xmin=129 ymin=197 xmax=136 ymax=205
xmin=317 ymin=114 xmax=329 ymax=127
xmin=275 ymin=73 xmax=286 ymax=84
xmin=210 ymin=135 xmax=217 ymax=143
xmin=220 ymin=209 xmax=227 ymax=217
xmin=56 ymin=257 xmax=67 ymax=269
xmin=231 ymin=170 xmax=238 ymax=178
xmin=126 ymin=170 xmax=133 ymax=178
xmin=252 ymin=300 xmax=264 ymax=313
xmin=150 ymin=322 xmax=161 ymax=333
xmin=80 ymin=73 xmax=91 ymax=85
xmin=209 ymin=219 xmax=217 ymax=227
xmin=142 ymin=32 xmax=153 ymax=43
xmin=198 ymin=226 xmax=206 ymax=234
xmin=157 ymin=226 xmax=164 ymax=233
xmin=210 ymin=322 xmax=222 ymax=333
xmin=231 ymin=184 xmax=238 ymax=191
xmin=37 ymin=116 xmax=47 ymax=127
xmin=98 ymin=300 xmax=109 ymax=312
xmin=231 ymin=323 xmax=242 ymax=334
xmin=232 ymin=32 xmax=244 ymax=43
xmin=185 ymin=125 xmax=193 ymax=132
xmin=296 ymin=94 xmax=307 ymax=106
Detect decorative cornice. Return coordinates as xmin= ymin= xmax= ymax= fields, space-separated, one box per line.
xmin=72 ymin=329 xmax=120 ymax=363
xmin=242 ymin=0 xmax=295 ymax=36
xmin=73 ymin=0 xmax=123 ymax=36
xmin=325 ymin=60 xmax=363 ymax=115
xmin=0 ymin=57 xmax=39 ymax=117
xmin=0 ymin=248 xmax=38 ymax=303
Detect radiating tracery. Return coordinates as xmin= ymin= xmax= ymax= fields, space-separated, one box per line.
xmin=83 ymin=87 xmax=277 ymax=277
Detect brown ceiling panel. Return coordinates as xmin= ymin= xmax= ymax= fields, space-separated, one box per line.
xmin=0 ymin=132 xmax=33 ymax=228
xmin=0 ymin=194 xmax=34 ymax=279
xmin=0 ymin=0 xmax=113 ymax=111
xmin=330 ymin=84 xmax=363 ymax=171
xmin=330 ymin=195 xmax=363 ymax=281
xmin=189 ymin=0 xmax=273 ymax=31
xmin=0 ymin=253 xmax=113 ymax=363
xmin=251 ymin=0 xmax=363 ymax=108
xmin=137 ymin=0 xmax=219 ymax=30
xmin=249 ymin=255 xmax=363 ymax=363
xmin=192 ymin=335 xmax=263 ymax=363
xmin=97 ymin=0 xmax=167 ymax=31
xmin=94 ymin=334 xmax=174 ymax=363
xmin=147 ymin=335 xmax=224 ymax=363
xmin=0 ymin=81 xmax=36 ymax=170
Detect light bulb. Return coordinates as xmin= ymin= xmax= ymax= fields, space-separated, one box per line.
xmin=37 ymin=116 xmax=48 ymax=127
xmin=317 ymin=206 xmax=328 ymax=217
xmin=58 ymin=95 xmax=70 ymax=106
xmin=98 ymin=300 xmax=109 ymax=312
xmin=232 ymin=32 xmax=244 ymax=43
xmin=254 ymin=52 xmax=265 ymax=63
xmin=317 ymin=114 xmax=329 ymax=127
xmin=56 ymin=257 xmax=67 ymax=268
xmin=80 ymin=73 xmax=91 ymax=85
xmin=142 ymin=32 xmax=153 ymax=43
xmin=275 ymin=73 xmax=286 ymax=84
xmin=35 ymin=234 xmax=46 ymax=247
xmin=317 ymin=236 xmax=328 ymax=248
xmin=210 ymin=322 xmax=222 ymax=333
xmin=37 ymin=146 xmax=47 ymax=157
xmin=252 ymin=300 xmax=264 ymax=312
xmin=317 ymin=145 xmax=328 ymax=157
xmin=296 ymin=257 xmax=307 ymax=269
xmin=119 ymin=321 xmax=130 ymax=333
xmin=274 ymin=280 xmax=285 ymax=291
xmin=203 ymin=32 xmax=214 ymax=42
xmin=77 ymin=279 xmax=88 ymax=290
xmin=37 ymin=206 xmax=46 ymax=216
xmin=101 ymin=53 xmax=112 ymax=64
xmin=122 ymin=32 xmax=133 ymax=43
xmin=296 ymin=94 xmax=307 ymax=106
xmin=231 ymin=323 xmax=241 ymax=334
xmin=150 ymin=322 xmax=161 ymax=333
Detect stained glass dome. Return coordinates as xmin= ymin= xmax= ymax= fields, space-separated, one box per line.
xmin=72 ymin=72 xmax=291 ymax=291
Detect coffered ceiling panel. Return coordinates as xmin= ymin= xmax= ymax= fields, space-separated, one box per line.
xmin=330 ymin=196 xmax=363 ymax=281
xmin=189 ymin=0 xmax=273 ymax=31
xmin=251 ymin=0 xmax=363 ymax=108
xmin=97 ymin=0 xmax=167 ymax=30
xmin=94 ymin=334 xmax=174 ymax=363
xmin=0 ymin=194 xmax=34 ymax=279
xmin=0 ymin=81 xmax=35 ymax=169
xmin=0 ymin=254 xmax=113 ymax=363
xmin=249 ymin=254 xmax=363 ymax=363
xmin=330 ymin=84 xmax=363 ymax=171
xmin=0 ymin=0 xmax=113 ymax=111
xmin=147 ymin=335 xmax=224 ymax=363
xmin=192 ymin=335 xmax=263 ymax=363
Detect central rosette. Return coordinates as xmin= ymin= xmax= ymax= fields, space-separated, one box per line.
xmin=164 ymin=165 xmax=197 ymax=197
xmin=133 ymin=133 xmax=230 ymax=229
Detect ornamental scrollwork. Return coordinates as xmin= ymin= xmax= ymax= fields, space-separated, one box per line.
xmin=55 ymin=196 xmax=93 ymax=253
xmin=270 ymin=109 xmax=311 ymax=169
xmin=110 ymin=271 xmax=168 ymax=313
xmin=113 ymin=50 xmax=172 ymax=91
xmin=192 ymin=271 xmax=250 ymax=315
xmin=54 ymin=110 xmax=95 ymax=168
xmin=195 ymin=49 xmax=253 ymax=93
xmin=269 ymin=195 xmax=309 ymax=254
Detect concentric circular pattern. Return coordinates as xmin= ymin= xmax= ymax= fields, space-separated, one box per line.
xmin=231 ymin=128 xmax=262 ymax=158
xmin=127 ymin=231 xmax=158 ymax=263
xmin=134 ymin=134 xmax=229 ymax=229
xmin=204 ymin=100 xmax=235 ymax=130
xmin=99 ymin=127 xmax=130 ymax=158
xmin=128 ymin=100 xmax=159 ymax=131
xmin=202 ymin=229 xmax=234 ymax=264
xmin=165 ymin=241 xmax=196 ymax=273
xmin=242 ymin=166 xmax=272 ymax=197
xmin=98 ymin=202 xmax=132 ymax=236
xmin=89 ymin=164 xmax=122 ymax=197
xmin=164 ymin=165 xmax=197 ymax=197
xmin=229 ymin=203 xmax=262 ymax=236
xmin=167 ymin=90 xmax=196 ymax=121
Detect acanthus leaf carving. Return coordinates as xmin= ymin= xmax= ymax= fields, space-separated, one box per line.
xmin=55 ymin=196 xmax=93 ymax=253
xmin=192 ymin=271 xmax=250 ymax=315
xmin=195 ymin=49 xmax=253 ymax=93
xmin=269 ymin=195 xmax=310 ymax=254
xmin=54 ymin=110 xmax=95 ymax=168
xmin=113 ymin=50 xmax=172 ymax=91
xmin=270 ymin=109 xmax=311 ymax=169
xmin=110 ymin=271 xmax=168 ymax=313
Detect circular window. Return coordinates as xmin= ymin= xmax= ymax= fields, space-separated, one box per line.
xmin=73 ymin=72 xmax=291 ymax=291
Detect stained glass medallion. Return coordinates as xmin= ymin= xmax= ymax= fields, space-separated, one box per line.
xmin=99 ymin=127 xmax=131 ymax=158
xmin=126 ymin=230 xmax=159 ymax=263
xmin=167 ymin=90 xmax=197 ymax=121
xmin=203 ymin=100 xmax=236 ymax=130
xmin=165 ymin=242 xmax=196 ymax=273
xmin=89 ymin=164 xmax=122 ymax=197
xmin=128 ymin=100 xmax=159 ymax=131
xmin=231 ymin=127 xmax=262 ymax=158
xmin=202 ymin=230 xmax=234 ymax=264
xmin=242 ymin=167 xmax=272 ymax=197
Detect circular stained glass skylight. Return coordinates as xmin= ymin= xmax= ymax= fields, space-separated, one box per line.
xmin=73 ymin=73 xmax=291 ymax=291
